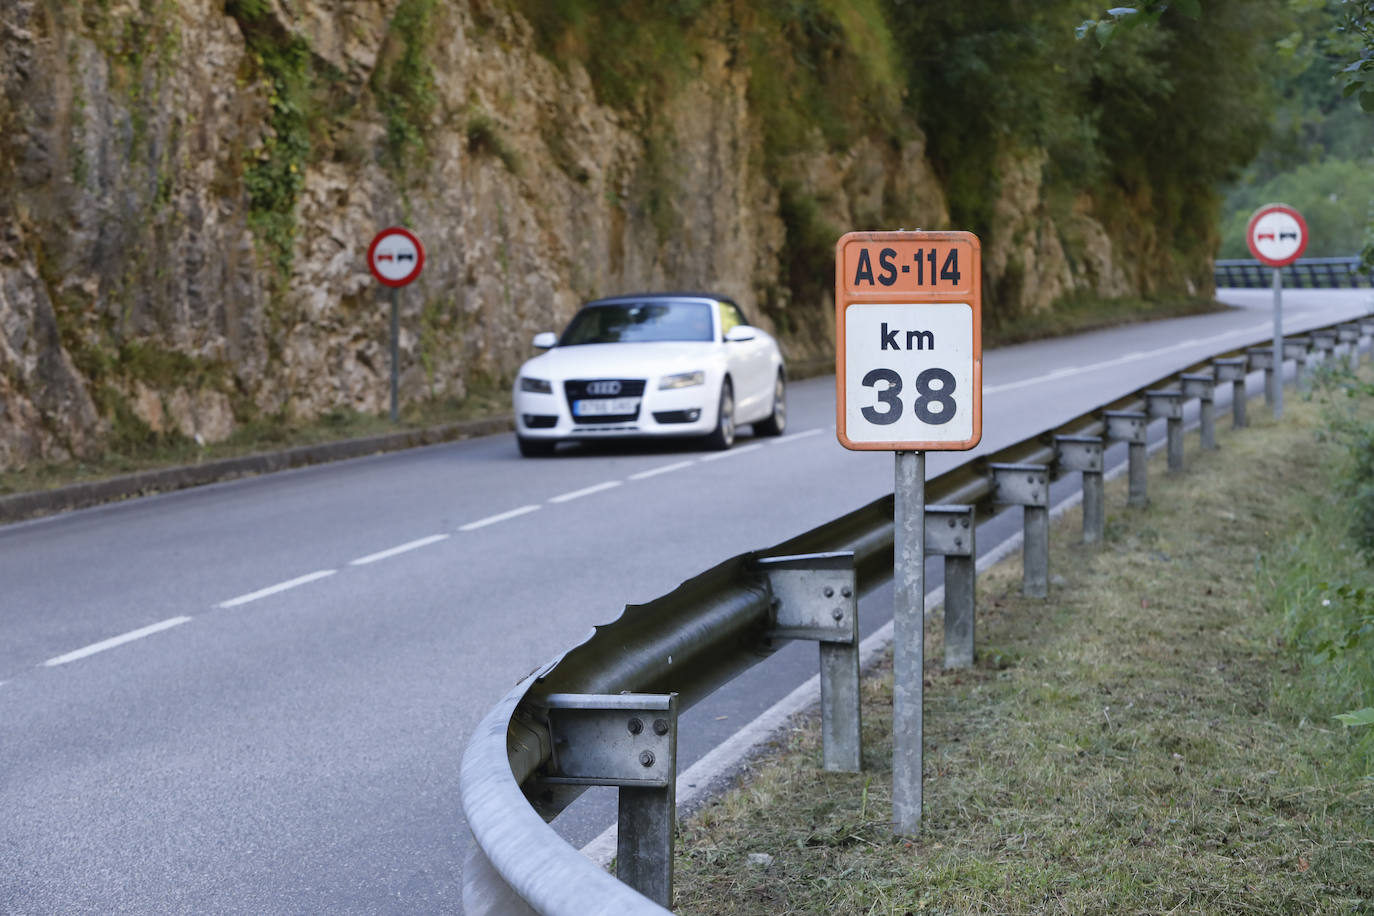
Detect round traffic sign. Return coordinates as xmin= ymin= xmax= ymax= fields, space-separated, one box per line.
xmin=1245 ymin=203 xmax=1307 ymax=268
xmin=368 ymin=227 xmax=425 ymax=287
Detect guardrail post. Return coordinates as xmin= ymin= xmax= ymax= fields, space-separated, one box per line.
xmin=1246 ymin=347 xmax=1276 ymax=408
xmin=539 ymin=693 xmax=679 ymax=907
xmin=1285 ymin=337 xmax=1312 ymax=391
xmin=1339 ymin=323 xmax=1362 ymax=369
xmin=756 ymin=552 xmax=861 ymax=772
xmin=1213 ymin=357 xmax=1248 ymax=428
xmin=1146 ymin=390 xmax=1185 ymax=472
xmin=1360 ymin=318 xmax=1374 ymax=365
xmin=1180 ymin=372 xmax=1217 ymax=450
xmin=1311 ymin=330 xmax=1338 ymax=375
xmin=1104 ymin=410 xmax=1148 ymax=507
xmin=925 ymin=506 xmax=976 ymax=669
xmin=1055 ymin=436 xmax=1105 ymax=543
xmin=990 ymin=463 xmax=1050 ymax=598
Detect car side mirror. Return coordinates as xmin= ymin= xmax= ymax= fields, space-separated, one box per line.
xmin=725 ymin=325 xmax=757 ymax=343
xmin=532 ymin=332 xmax=557 ymax=349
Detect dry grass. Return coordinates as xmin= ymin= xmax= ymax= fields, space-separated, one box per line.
xmin=673 ymin=388 xmax=1374 ymax=914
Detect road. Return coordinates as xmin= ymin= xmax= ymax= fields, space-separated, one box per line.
xmin=1 ymin=288 xmax=1368 ymax=913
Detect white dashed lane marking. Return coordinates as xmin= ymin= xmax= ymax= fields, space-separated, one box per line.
xmin=459 ymin=505 xmax=541 ymax=531
xmin=549 ymin=481 xmax=622 ymax=504
xmin=770 ymin=428 xmax=823 ymax=445
xmin=348 ymin=534 xmax=450 ymax=566
xmin=699 ymin=443 xmax=764 ymax=462
xmin=629 ymin=460 xmax=696 ymax=481
xmin=217 ymin=570 xmax=337 ymax=609
xmin=42 ymin=616 xmax=193 ymax=667
xmin=984 ymin=322 xmax=1270 ymax=395
xmin=27 ymin=425 xmax=823 ymax=676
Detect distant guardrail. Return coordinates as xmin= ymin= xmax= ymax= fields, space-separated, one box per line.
xmin=459 ymin=316 xmax=1374 ymax=914
xmin=1215 ymin=256 xmax=1374 ymax=289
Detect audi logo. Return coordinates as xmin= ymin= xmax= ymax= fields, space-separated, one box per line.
xmin=586 ymin=380 xmax=622 ymax=396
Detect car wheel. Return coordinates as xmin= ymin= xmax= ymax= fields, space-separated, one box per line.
xmin=754 ymin=371 xmax=787 ymax=437
xmin=517 ymin=435 xmax=557 ymax=458
xmin=704 ymin=379 xmax=736 ymax=451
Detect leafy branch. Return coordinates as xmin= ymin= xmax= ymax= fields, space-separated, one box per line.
xmin=1075 ymin=1 xmax=1201 ymax=45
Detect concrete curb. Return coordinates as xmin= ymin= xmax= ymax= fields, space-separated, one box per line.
xmin=0 ymin=356 xmax=835 ymax=527
xmin=0 ymin=414 xmax=515 ymax=526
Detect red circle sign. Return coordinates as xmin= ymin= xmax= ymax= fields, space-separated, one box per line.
xmin=1245 ymin=204 xmax=1308 ymax=268
xmin=368 ymin=227 xmax=425 ymax=287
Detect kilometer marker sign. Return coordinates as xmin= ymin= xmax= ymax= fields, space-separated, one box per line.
xmin=835 ymin=230 xmax=983 ymax=451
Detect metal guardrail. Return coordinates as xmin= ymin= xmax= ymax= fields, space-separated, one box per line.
xmin=1215 ymin=257 xmax=1374 ymax=289
xmin=460 ymin=315 xmax=1374 ymax=914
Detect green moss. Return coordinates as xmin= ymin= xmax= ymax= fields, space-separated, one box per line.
xmin=372 ymin=0 xmax=439 ymax=178
xmin=465 ymin=107 xmax=522 ymax=174
xmin=775 ymin=181 xmax=841 ymax=320
xmin=226 ymin=0 xmax=312 ymax=281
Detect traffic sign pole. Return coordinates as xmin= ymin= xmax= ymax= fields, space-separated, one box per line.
xmin=391 ymin=286 xmax=401 ymax=423
xmin=1272 ymin=267 xmax=1283 ymax=420
xmin=892 ymin=449 xmax=925 ymax=834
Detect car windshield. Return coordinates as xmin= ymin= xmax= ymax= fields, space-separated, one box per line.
xmin=558 ymin=301 xmax=714 ymax=346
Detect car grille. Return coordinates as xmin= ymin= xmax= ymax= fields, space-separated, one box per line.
xmin=563 ymin=379 xmax=646 ymax=423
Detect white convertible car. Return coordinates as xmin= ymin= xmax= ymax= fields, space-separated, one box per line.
xmin=512 ymin=293 xmax=787 ymax=457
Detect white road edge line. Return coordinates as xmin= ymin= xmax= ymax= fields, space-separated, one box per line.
xmin=630 ymin=461 xmax=696 ymax=481
xmin=549 ymin=481 xmax=622 ymax=504
xmin=581 ymin=444 xmax=1153 ymax=866
xmin=460 ymin=505 xmax=541 ymax=531
xmin=349 ymin=534 xmax=450 ymax=566
xmin=699 ymin=443 xmax=765 ymax=463
xmin=42 ymin=616 xmax=193 ymax=668
xmin=217 ymin=570 xmax=337 ymax=609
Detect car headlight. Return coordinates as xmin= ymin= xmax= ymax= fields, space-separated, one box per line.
xmin=658 ymin=370 xmax=705 ymax=390
xmin=520 ymin=377 xmax=553 ymax=394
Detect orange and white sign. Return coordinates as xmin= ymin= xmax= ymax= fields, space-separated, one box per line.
xmin=835 ymin=230 xmax=982 ymax=451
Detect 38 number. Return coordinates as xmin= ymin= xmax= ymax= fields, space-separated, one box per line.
xmin=860 ymin=367 xmax=957 ymax=426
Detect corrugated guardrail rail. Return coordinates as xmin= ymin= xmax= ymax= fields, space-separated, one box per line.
xmin=1215 ymin=256 xmax=1374 ymax=289
xmin=460 ymin=313 xmax=1374 ymax=915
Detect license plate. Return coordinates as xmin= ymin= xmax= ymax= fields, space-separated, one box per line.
xmin=573 ymin=397 xmax=640 ymax=417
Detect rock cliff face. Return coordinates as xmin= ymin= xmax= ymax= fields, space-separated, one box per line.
xmin=0 ymin=0 xmax=1205 ymax=471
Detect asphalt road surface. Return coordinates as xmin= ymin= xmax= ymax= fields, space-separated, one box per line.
xmin=2 ymin=288 xmax=1369 ymax=914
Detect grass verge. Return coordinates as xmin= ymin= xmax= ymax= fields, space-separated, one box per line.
xmin=672 ymin=373 xmax=1374 ymax=913
xmin=0 ymin=298 xmax=1231 ymax=499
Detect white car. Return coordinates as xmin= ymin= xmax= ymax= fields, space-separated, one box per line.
xmin=512 ymin=293 xmax=787 ymax=457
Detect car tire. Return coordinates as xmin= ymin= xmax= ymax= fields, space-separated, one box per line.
xmin=704 ymin=379 xmax=736 ymax=451
xmin=517 ymin=435 xmax=557 ymax=458
xmin=754 ymin=371 xmax=787 ymax=437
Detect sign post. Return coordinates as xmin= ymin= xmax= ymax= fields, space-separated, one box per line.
xmin=1245 ymin=204 xmax=1307 ymax=420
xmin=835 ymin=230 xmax=982 ymax=836
xmin=367 ymin=226 xmax=426 ymax=422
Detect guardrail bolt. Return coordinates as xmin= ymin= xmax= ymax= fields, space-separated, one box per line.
xmin=831 ymin=607 xmax=844 ymax=621
xmin=841 ymin=586 xmax=852 ymax=598
xmin=653 ymin=718 xmax=670 ymax=736
xmin=627 ymin=717 xmax=643 ymax=736
xmin=823 ymin=586 xmax=835 ymax=598
xmin=638 ymin=750 xmax=656 ymax=768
